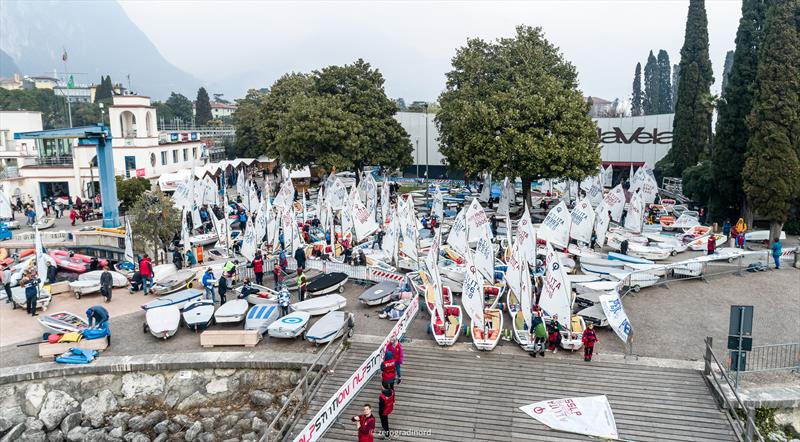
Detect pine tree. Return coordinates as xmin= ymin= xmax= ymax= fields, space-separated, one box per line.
xmin=743 ymin=0 xmax=800 ymax=242
xmin=671 ymin=63 xmax=680 ymax=109
xmin=95 ymin=75 xmax=114 ymax=102
xmin=657 ymin=0 xmax=714 ymax=178
xmin=657 ymin=50 xmax=672 ymax=113
xmin=711 ymin=0 xmax=766 ymax=221
xmin=631 ymin=62 xmax=643 ymax=116
xmin=643 ymin=51 xmax=660 ymax=114
xmin=721 ymin=50 xmax=735 ymax=94
xmin=195 ymin=87 xmax=213 ymax=125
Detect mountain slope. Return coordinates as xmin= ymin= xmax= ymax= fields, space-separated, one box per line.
xmin=0 ymin=49 xmax=21 ymax=77
xmin=0 ymin=0 xmax=199 ymax=99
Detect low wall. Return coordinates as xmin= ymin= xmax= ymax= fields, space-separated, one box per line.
xmin=0 ymin=351 xmax=321 ymax=442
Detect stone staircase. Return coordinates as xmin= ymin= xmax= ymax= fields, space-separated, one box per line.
xmin=290 ymin=340 xmax=736 ymax=441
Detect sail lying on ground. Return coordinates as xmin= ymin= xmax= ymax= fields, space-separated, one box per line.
xmin=519 ymin=395 xmax=619 ymax=440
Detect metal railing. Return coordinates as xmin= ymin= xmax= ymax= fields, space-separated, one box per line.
xmin=726 ymin=342 xmax=800 ymax=374
xmin=703 ymin=337 xmax=764 ymax=442
xmin=34 ymin=156 xmax=73 ymax=166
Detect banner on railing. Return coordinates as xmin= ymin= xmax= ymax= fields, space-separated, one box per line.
xmin=293 ymin=296 xmax=419 ymax=442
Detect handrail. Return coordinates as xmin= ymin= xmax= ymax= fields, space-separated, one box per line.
xmin=703 ymin=337 xmax=764 ymax=442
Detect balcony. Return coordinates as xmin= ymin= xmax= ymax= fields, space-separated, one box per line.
xmin=0 ymin=166 xmax=20 ymax=179
xmin=34 ymin=156 xmax=74 ymax=167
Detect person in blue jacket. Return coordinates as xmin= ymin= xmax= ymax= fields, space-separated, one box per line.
xmin=202 ymin=268 xmax=217 ymax=302
xmin=86 ymin=305 xmax=110 ymax=329
xmin=771 ymin=239 xmax=782 ymax=270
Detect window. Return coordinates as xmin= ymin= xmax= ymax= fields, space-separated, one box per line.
xmin=172 ymin=149 xmax=178 ymax=163
xmin=192 ymin=147 xmax=197 ymax=159
xmin=183 ymin=149 xmax=188 ymax=161
xmin=161 ymin=151 xmax=167 ymax=165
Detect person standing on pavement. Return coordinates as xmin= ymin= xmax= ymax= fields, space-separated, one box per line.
xmin=378 ymin=388 xmax=394 ymax=440
xmin=273 ymin=262 xmax=284 ymax=288
xmin=294 ymin=246 xmax=306 ymax=270
xmin=278 ymin=286 xmax=290 ymax=317
xmin=218 ymin=273 xmax=229 ymax=304
xmin=772 ymin=238 xmax=783 ymax=270
xmin=22 ymin=272 xmax=39 ymax=316
xmin=139 ymin=254 xmax=154 ymax=295
xmin=100 ymin=265 xmax=113 ymax=302
xmin=296 ymin=268 xmax=307 ymax=302
xmin=202 ymin=268 xmax=217 ymax=303
xmin=252 ymin=252 xmax=264 ymax=285
xmin=69 ymin=207 xmax=78 ymax=226
xmin=582 ymin=322 xmax=598 ymax=362
xmin=173 ymin=249 xmax=184 ymax=270
xmin=386 ymin=337 xmax=404 ymax=382
xmin=45 ymin=261 xmax=57 ymax=284
xmin=352 ymin=404 xmax=376 ymax=442
xmin=2 ymin=266 xmax=12 ymax=304
xmin=707 ymin=235 xmax=716 ymax=255
xmin=381 ymin=351 xmax=397 ymax=390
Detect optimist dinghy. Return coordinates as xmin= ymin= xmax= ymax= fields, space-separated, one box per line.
xmin=214 ymin=299 xmax=249 ymax=323
xmin=305 ymin=311 xmax=354 ymax=345
xmin=38 ymin=311 xmax=89 ymax=334
xmin=245 ymin=304 xmax=280 ymax=335
xmin=688 ymin=234 xmax=727 ymax=251
xmin=11 ymin=285 xmax=51 ymax=311
xmin=141 ymin=289 xmax=204 ymax=311
xmin=607 ymin=252 xmax=655 ymax=264
xmin=79 ymin=270 xmax=128 ymax=287
xmin=471 ymin=308 xmax=503 ymax=351
xmin=189 ymin=232 xmax=219 ymax=246
xmin=358 ymin=281 xmax=400 ymax=306
xmin=580 ymin=262 xmax=622 ymax=277
xmin=181 ymin=299 xmax=215 ymax=331
xmin=306 ymin=272 xmax=348 ymax=296
xmin=291 ymin=294 xmax=347 ymax=316
xmin=68 ymin=280 xmax=101 ymax=299
xmin=574 ymin=280 xmax=621 ymax=295
xmin=145 ymin=305 xmax=181 ymax=339
xmin=238 ymin=283 xmax=279 ymax=305
xmin=267 ymin=311 xmax=311 ymax=339
xmin=430 ymin=305 xmax=462 ymax=346
xmin=151 ymin=270 xmax=197 ymax=296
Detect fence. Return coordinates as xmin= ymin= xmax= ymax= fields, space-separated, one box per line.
xmin=725 ymin=342 xmax=800 ymax=374
xmin=703 ymin=337 xmax=764 ymax=442
xmin=234 ymin=256 xmax=405 ymax=286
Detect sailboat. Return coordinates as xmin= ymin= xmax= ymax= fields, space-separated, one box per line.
xmin=505 ymin=239 xmax=535 ymax=350
xmin=425 ymin=228 xmax=461 ymax=346
xmin=540 ymin=242 xmax=585 ymax=351
xmin=462 ymin=258 xmax=503 ymax=351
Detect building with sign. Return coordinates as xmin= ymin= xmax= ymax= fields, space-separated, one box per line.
xmin=0 ymin=95 xmax=205 ymax=201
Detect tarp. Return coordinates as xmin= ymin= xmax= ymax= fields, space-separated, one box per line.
xmin=538 ymin=201 xmax=571 ymax=249
xmin=599 ymin=291 xmax=632 ymax=344
xmin=520 ymin=395 xmax=619 ymax=440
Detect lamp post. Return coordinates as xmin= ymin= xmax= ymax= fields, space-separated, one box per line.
xmin=424 ymin=103 xmax=429 ymax=179
xmin=415 ymin=138 xmax=420 ymax=178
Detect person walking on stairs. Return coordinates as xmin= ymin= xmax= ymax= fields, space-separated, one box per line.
xmin=378 ymin=388 xmax=394 ymax=440
xmin=352 ymin=404 xmax=376 ymax=442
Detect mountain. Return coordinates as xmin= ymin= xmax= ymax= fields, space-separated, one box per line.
xmin=0 ymin=49 xmax=21 ymax=77
xmin=0 ymin=0 xmax=199 ymax=99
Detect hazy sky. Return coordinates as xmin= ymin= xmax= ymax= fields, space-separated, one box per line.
xmin=119 ymin=0 xmax=743 ymax=102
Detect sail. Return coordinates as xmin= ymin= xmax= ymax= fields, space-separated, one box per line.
xmin=474 ymin=233 xmax=494 ymax=283
xmin=291 ymin=211 xmax=304 ymax=250
xmin=327 ymin=178 xmax=348 ymax=211
xmin=624 ymin=192 xmax=644 ymax=233
xmin=431 ymin=185 xmax=444 ymax=220
xmin=173 ymin=179 xmax=191 ymax=209
xmin=517 ymin=204 xmax=537 ymax=267
xmin=254 ymin=201 xmax=269 ymax=247
xmin=34 ymin=192 xmax=45 ymax=220
xmin=236 ymin=171 xmax=247 ymax=199
xmin=673 ymin=213 xmax=700 ymax=229
xmin=519 ymin=251 xmax=533 ymax=327
xmin=479 ymin=173 xmax=491 ymax=202
xmin=446 ymin=207 xmax=468 ymax=257
xmin=272 ymin=207 xmax=283 ymax=251
xmin=587 ymin=180 xmax=604 ymax=207
xmin=247 ymin=183 xmax=259 ymax=213
xmin=0 ymin=191 xmax=12 ymax=219
xmin=504 ymin=240 xmax=523 ymax=303
xmin=497 ymin=177 xmax=512 ymax=216
xmin=352 ymin=195 xmax=378 ymax=242
xmin=380 ymin=179 xmax=390 ymax=225
xmin=281 ymin=209 xmax=296 ymax=252
xmin=382 ymin=208 xmax=399 ymax=264
xmin=361 ymin=174 xmax=378 ymax=222
xmin=540 ymin=242 xmax=572 ymax=330
xmin=191 ymin=206 xmax=202 ymax=230
xmin=340 ymin=197 xmax=354 ymax=240
xmin=466 ymin=198 xmax=491 ymax=242
xmin=602 ymin=184 xmax=626 ymax=223
xmin=35 ymin=226 xmax=47 ymax=289
xmin=539 ymin=201 xmax=571 ymax=249
xmin=594 ymin=205 xmax=610 ymax=248
xmin=520 ymin=395 xmax=619 ymax=440
xmin=240 ymin=217 xmax=257 ymax=261
xmin=124 ymin=218 xmax=135 ymax=264
xmin=400 ymin=199 xmax=418 ymax=261
xmin=602 ymin=165 xmax=613 ymax=187
xmin=301 ymin=190 xmax=307 ymax=224
xmin=182 ymin=210 xmax=192 ymax=253
xmin=274 ymin=179 xmax=295 ymax=211
xmin=461 ymin=259 xmax=484 ymax=324
xmin=569 ymin=198 xmax=596 ymax=244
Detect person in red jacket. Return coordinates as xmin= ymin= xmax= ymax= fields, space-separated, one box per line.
xmin=252 ymin=252 xmax=264 ymax=285
xmin=707 ymin=235 xmax=716 ymax=255
xmin=385 ymin=337 xmax=403 ymax=383
xmin=139 ymin=254 xmax=154 ymax=295
xmin=381 ymin=351 xmax=397 ymax=390
xmin=582 ymin=322 xmax=598 ymax=362
xmin=352 ymin=404 xmax=376 ymax=442
xmin=378 ymin=388 xmax=394 ymax=439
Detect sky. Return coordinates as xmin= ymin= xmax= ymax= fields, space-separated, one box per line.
xmin=119 ymin=0 xmax=743 ymax=103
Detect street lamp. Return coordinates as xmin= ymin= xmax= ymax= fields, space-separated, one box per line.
xmin=415 ymin=138 xmax=420 ymax=178
xmin=424 ymin=103 xmax=429 ymax=179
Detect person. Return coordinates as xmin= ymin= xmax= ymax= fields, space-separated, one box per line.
xmin=85 ymin=304 xmax=109 ymax=326
xmin=45 ymin=261 xmax=57 ymax=285
xmin=582 ymin=322 xmax=598 ymax=362
xmin=352 ymin=404 xmax=376 ymax=442
xmin=69 ymin=207 xmax=78 ymax=226
xmin=311 ymin=216 xmax=320 ymax=228
xmin=218 ymin=273 xmax=228 ymax=304
xmin=130 ymin=270 xmax=143 ymax=293
xmin=378 ymin=388 xmax=394 ymax=440
xmin=547 ymin=315 xmax=564 ymax=353
xmin=772 ymin=238 xmax=782 ymax=270
xmin=278 ymin=286 xmax=291 ymax=317
xmin=296 ymin=268 xmax=308 ymax=302
xmin=22 ymin=273 xmax=39 ymax=316
xmin=273 ymin=262 xmax=284 ymax=288
xmin=42 ymin=198 xmax=49 ymax=217
xmin=173 ymin=249 xmax=184 ymax=270
xmin=343 ymin=246 xmax=353 ymax=265
xmin=294 ymin=246 xmax=306 ymax=270
xmin=699 ymin=207 xmax=706 ymax=224
xmin=490 ymin=215 xmax=498 ymax=236
xmin=278 ymin=248 xmax=288 ymax=269
xmin=2 ymin=266 xmax=12 ymax=304
xmin=590 ymin=232 xmax=597 ymax=250
xmin=707 ymin=235 xmax=716 ymax=255
xmin=381 ymin=351 xmax=397 ymax=390
xmin=186 ymin=248 xmax=197 ymax=266
xmin=222 ymin=260 xmax=237 ymax=280
xmin=239 ymin=279 xmax=253 ymax=299
xmin=244 ymin=251 xmax=262 ymax=285
xmin=737 ymin=232 xmax=746 ymax=249
xmin=278 ymin=229 xmax=285 ymax=250
xmin=386 ymin=336 xmax=404 ymax=382
xmin=100 ymin=266 xmax=113 ymax=302
xmin=139 ymin=254 xmax=154 ymax=295
xmin=202 ymin=268 xmax=217 ymax=302
xmin=529 ymin=312 xmax=548 ymax=358
xmin=722 ymin=220 xmax=732 ymax=238
xmin=620 ymin=239 xmax=629 ymax=256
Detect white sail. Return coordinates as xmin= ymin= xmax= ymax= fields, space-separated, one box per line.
xmin=182 ymin=210 xmax=192 ymax=253
xmin=520 ymin=395 xmax=619 ymax=440
xmin=539 ymin=201 xmax=571 ymax=249
xmin=498 ymin=177 xmax=513 ymax=216
xmin=466 ymin=198 xmax=491 ymax=242
xmin=474 ymin=233 xmax=494 ymax=283
xmin=461 ymin=260 xmax=484 ymax=324
xmin=382 ymin=208 xmax=399 ymax=264
xmin=34 ymin=192 xmax=44 ymax=220
xmin=274 ymin=179 xmax=295 ymax=211
xmin=201 ymin=177 xmax=218 ymax=206
xmin=517 ymin=204 xmax=537 ymax=267
xmin=247 ymin=183 xmax=259 ymax=212
xmin=301 ymin=189 xmax=307 ymax=224
xmin=504 ymin=240 xmax=523 ymax=304
xmin=254 ymin=200 xmax=269 ymax=247
xmin=327 ymin=178 xmax=348 ymax=211
xmin=380 ymin=179 xmax=390 ymax=225
xmin=400 ymin=200 xmax=418 ymax=261
xmin=587 ymin=180 xmax=604 ymax=207
xmin=35 ymin=226 xmax=47 ymax=289
xmin=173 ymin=179 xmax=191 ymax=209
xmin=603 ymin=184 xmax=626 ymax=223
xmin=272 ymin=207 xmax=283 ymax=251
xmin=431 ymin=185 xmax=444 ymax=220
xmin=0 ymin=191 xmax=12 ymax=219
xmin=602 ymin=165 xmax=614 ymax=187
xmin=240 ymin=217 xmax=257 ymax=261
xmin=446 ymin=207 xmax=468 ymax=257
xmin=673 ymin=213 xmax=700 ymax=229
xmin=426 ymin=228 xmax=444 ymax=320
xmin=624 ymin=192 xmax=644 ymax=233
xmin=540 ymin=242 xmax=572 ymax=330
xmin=124 ymin=217 xmax=135 ymax=264
xmin=191 ymin=206 xmax=202 ymax=230
xmin=594 ymin=204 xmax=610 ymax=247
xmin=352 ymin=195 xmax=378 ymax=242
xmin=291 ymin=210 xmax=304 ymax=251
xmin=236 ymin=171 xmax=247 ymax=199
xmin=569 ymin=198 xmax=596 ymax=244
xmin=519 ymin=250 xmax=533 ymax=327
xmin=281 ymin=209 xmax=296 ymax=252
xmin=340 ymin=197 xmax=354 ymax=240
xmin=479 ymin=173 xmax=491 ymax=202
xmin=361 ymin=174 xmax=378 ymax=222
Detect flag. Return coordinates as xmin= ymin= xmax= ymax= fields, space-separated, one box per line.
xmin=62 ymin=49 xmax=68 ymax=62
xmin=67 ymin=75 xmax=75 ymax=89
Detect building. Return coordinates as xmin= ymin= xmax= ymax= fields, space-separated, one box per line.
xmin=394 ymin=111 xmax=446 ymax=179
xmin=0 ymin=111 xmax=42 ymax=183
xmin=53 ymin=85 xmax=93 ymax=103
xmin=0 ymin=95 xmax=205 ymax=201
xmin=192 ymin=101 xmax=238 ymax=120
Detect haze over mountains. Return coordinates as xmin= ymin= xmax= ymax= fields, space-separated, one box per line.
xmin=0 ymin=0 xmax=199 ymax=99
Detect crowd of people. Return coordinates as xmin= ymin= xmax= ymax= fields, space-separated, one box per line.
xmin=353 ymin=336 xmax=404 ymax=441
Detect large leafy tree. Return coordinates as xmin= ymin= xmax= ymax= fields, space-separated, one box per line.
xmin=164 ymin=92 xmax=193 ymax=123
xmin=436 ymin=25 xmax=600 ymax=209
xmin=232 ymin=88 xmax=268 ymax=158
xmin=116 ymin=176 xmax=151 ymax=213
xmin=631 ymin=62 xmax=643 ymax=116
xmin=657 ymin=50 xmax=673 ymax=113
xmin=195 ymin=87 xmax=213 ymax=125
xmin=0 ymin=88 xmax=67 ymax=128
xmin=657 ymin=0 xmax=714 ymax=178
xmin=259 ymin=73 xmax=315 ymax=159
xmin=711 ymin=0 xmax=766 ymax=222
xmin=643 ymin=50 xmax=660 ymax=115
xmin=129 ymin=190 xmax=181 ymax=263
xmin=743 ymin=0 xmax=800 ymax=242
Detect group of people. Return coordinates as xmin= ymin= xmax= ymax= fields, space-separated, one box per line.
xmin=527 ymin=309 xmax=599 ymax=362
xmin=354 ymin=336 xmax=404 ymax=441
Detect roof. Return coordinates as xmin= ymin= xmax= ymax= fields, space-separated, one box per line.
xmin=210 ymin=101 xmax=237 ymax=110
xmin=586 ymin=96 xmax=612 ymax=105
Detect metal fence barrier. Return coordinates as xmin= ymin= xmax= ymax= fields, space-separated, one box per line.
xmin=725 ymin=342 xmax=800 ymax=374
xmin=233 ymin=257 xmax=404 ymax=287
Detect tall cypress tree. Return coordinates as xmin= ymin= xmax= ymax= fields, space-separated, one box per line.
xmin=657 ymin=50 xmax=672 ymax=113
xmin=743 ymin=0 xmax=800 ymax=241
xmin=711 ymin=0 xmax=766 ymax=221
xmin=671 ymin=63 xmax=680 ymax=109
xmin=95 ymin=75 xmax=113 ymax=102
xmin=720 ymin=50 xmax=736 ymax=94
xmin=195 ymin=87 xmax=213 ymax=125
xmin=657 ymin=0 xmax=714 ymax=178
xmin=643 ymin=50 xmax=660 ymax=114
xmin=631 ymin=62 xmax=643 ymax=116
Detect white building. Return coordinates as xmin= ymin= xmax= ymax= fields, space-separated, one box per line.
xmin=0 ymin=95 xmax=205 ymax=201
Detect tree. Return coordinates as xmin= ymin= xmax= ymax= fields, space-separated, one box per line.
xmin=643 ymin=50 xmax=660 ymax=115
xmin=743 ymin=0 xmax=800 ymax=242
xmin=711 ymin=0 xmax=766 ymax=222
xmin=95 ymin=75 xmax=114 ymax=102
xmin=129 ymin=190 xmax=181 ymax=263
xmin=71 ymin=102 xmax=102 ymax=126
xmin=721 ymin=50 xmax=735 ymax=94
xmin=657 ymin=50 xmax=673 ymax=113
xmin=631 ymin=62 xmax=643 ymax=116
xmin=395 ymin=97 xmax=407 ymax=111
xmin=258 ymin=73 xmax=315 ymax=159
xmin=116 ymin=176 xmax=151 ymax=213
xmin=0 ymin=88 xmax=67 ymax=128
xmin=672 ymin=63 xmax=680 ymax=109
xmin=164 ymin=92 xmax=193 ymax=124
xmin=656 ymin=0 xmax=714 ymax=179
xmin=195 ymin=87 xmax=213 ymax=125
xmin=436 ymin=25 xmax=600 ymax=209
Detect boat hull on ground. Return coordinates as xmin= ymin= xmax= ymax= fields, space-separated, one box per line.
xmin=431 ymin=305 xmax=462 ymax=346
xmin=11 ymin=285 xmax=51 ymax=311
xmin=141 ymin=289 xmax=205 ymax=311
xmin=182 ymin=299 xmax=215 ymax=331
xmin=145 ymin=306 xmax=180 ymax=339
xmin=306 ymin=272 xmax=348 ymax=296
xmin=358 ymin=281 xmax=400 ymax=306
xmin=214 ymin=299 xmax=249 ymax=323
xmin=79 ymin=270 xmax=129 ymax=287
xmin=607 ymin=252 xmax=655 ymax=264
xmin=38 ymin=311 xmax=88 ymax=334
xmin=558 ymin=315 xmax=586 ymax=351
xmin=305 ymin=310 xmax=353 ymax=345
xmin=471 ymin=308 xmax=503 ymax=351
xmin=291 ymin=294 xmax=347 ymax=316
xmin=245 ymin=304 xmax=280 ymax=335
xmin=151 ymin=270 xmax=197 ymax=296
xmin=267 ymin=311 xmax=311 ymax=339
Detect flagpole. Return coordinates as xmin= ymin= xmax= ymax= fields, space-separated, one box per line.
xmin=62 ymin=48 xmax=72 ymax=128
